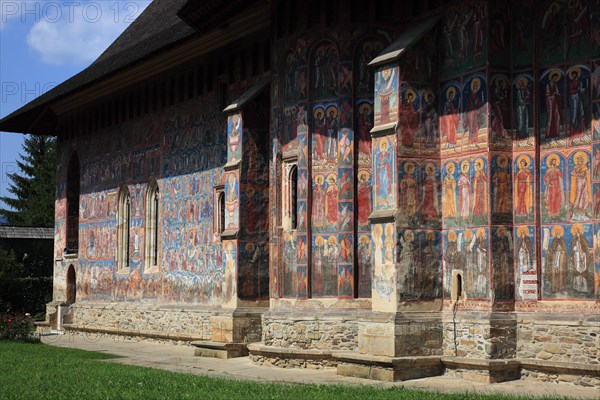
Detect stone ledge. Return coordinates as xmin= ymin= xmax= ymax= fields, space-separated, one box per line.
xmin=334 ymin=352 xmax=442 ymax=368
xmin=62 ymin=324 xmax=205 ymax=342
xmin=520 ymin=358 xmax=600 ymax=376
xmin=191 ymin=341 xmax=249 ymax=359
xmin=441 ymin=357 xmax=521 ymax=383
xmin=248 ymin=343 xmax=336 ymax=361
xmin=335 ymin=353 xmax=443 ymax=382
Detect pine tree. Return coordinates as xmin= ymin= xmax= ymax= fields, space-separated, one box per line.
xmin=0 ymin=135 xmax=56 ymax=228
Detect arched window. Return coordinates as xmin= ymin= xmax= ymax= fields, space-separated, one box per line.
xmin=219 ymin=192 xmax=226 ymax=233
xmin=117 ymin=186 xmax=130 ymax=273
xmin=144 ymin=179 xmax=159 ymax=272
xmin=66 ymin=265 xmax=76 ymax=304
xmin=290 ymin=165 xmax=298 ymax=230
xmin=66 ymin=153 xmax=80 ymax=255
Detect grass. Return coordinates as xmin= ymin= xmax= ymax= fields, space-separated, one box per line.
xmin=0 ymin=341 xmax=559 ymax=400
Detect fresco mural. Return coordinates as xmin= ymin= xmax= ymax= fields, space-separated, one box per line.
xmin=374 ymin=65 xmax=398 ymax=126
xmin=461 ymin=73 xmax=488 ymax=152
xmin=492 ymin=226 xmax=514 ymax=301
xmin=513 ymin=73 xmax=535 ymax=149
xmin=440 ymin=0 xmax=487 ymax=77
xmin=227 ymin=113 xmax=242 ymax=164
xmin=397 ymin=229 xmax=442 ymax=300
xmin=490 ymin=74 xmax=511 ymax=148
xmin=515 ymin=226 xmax=538 ymax=301
xmin=491 ymin=153 xmax=512 ymax=224
xmin=440 ymin=81 xmax=461 ymax=153
xmin=542 ymin=223 xmax=594 ymax=299
xmin=441 ymin=157 xmax=488 ymax=228
xmin=373 ymin=135 xmax=396 ymax=211
xmin=514 ymin=154 xmax=535 ymax=224
xmin=443 ymin=227 xmax=490 ymax=300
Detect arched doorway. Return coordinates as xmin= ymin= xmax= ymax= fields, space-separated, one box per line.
xmin=66 ymin=265 xmax=76 ymax=304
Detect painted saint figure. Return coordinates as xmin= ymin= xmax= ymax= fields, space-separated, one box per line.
xmin=545 ymin=71 xmax=562 ymax=139
xmin=515 ymin=156 xmax=533 ymax=219
xmin=400 ymin=162 xmax=418 ymax=221
xmin=465 ymin=78 xmax=484 ymax=144
xmin=546 ymin=225 xmax=568 ymax=293
xmin=492 ymin=155 xmax=510 ymax=214
xmin=442 ymin=87 xmax=459 ymax=149
xmin=515 ymin=76 xmax=532 ymax=139
xmin=421 ymin=163 xmax=439 ymax=222
xmin=458 ymin=161 xmax=472 ymax=223
xmin=357 ymin=171 xmax=371 ymax=227
xmin=517 ymin=227 xmax=534 ymax=273
xmin=377 ymin=67 xmax=396 ymax=124
xmin=570 ymin=224 xmax=591 ymax=294
xmin=543 ymin=155 xmax=564 ymax=219
xmin=422 ymin=90 xmax=438 ymax=147
xmin=400 ymin=88 xmax=418 ymax=148
xmin=568 ymin=67 xmax=587 ymax=137
xmin=570 ymin=152 xmax=592 ymax=221
xmin=376 ymin=139 xmax=393 ymax=209
xmin=312 ymin=175 xmax=326 ymax=229
xmin=443 ymin=163 xmax=457 ymax=220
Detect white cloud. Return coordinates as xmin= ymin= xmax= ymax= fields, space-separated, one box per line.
xmin=25 ymin=1 xmax=149 ymax=66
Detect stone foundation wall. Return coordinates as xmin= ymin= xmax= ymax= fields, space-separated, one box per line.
xmin=262 ymin=312 xmax=359 ymax=351
xmin=442 ymin=312 xmax=517 ymax=359
xmin=69 ymin=302 xmax=214 ymax=341
xmin=520 ymin=369 xmax=600 ymax=388
xmin=517 ymin=316 xmax=599 ymax=365
xmin=249 ymin=354 xmax=337 ymax=369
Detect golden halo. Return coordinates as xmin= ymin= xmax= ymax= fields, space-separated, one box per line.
xmin=359 ymin=103 xmax=372 ymax=115
xmin=551 ymin=225 xmax=564 ymax=237
xmin=424 ymin=162 xmax=436 ymax=175
xmin=516 ymin=76 xmax=528 ymax=89
xmin=225 ymin=241 xmax=235 ymax=251
xmin=474 ymin=158 xmax=485 ymax=170
xmin=404 ymin=88 xmax=417 ymax=103
xmin=446 ymin=86 xmax=457 ymax=100
xmin=445 ymin=162 xmax=456 ymax=174
xmin=359 ymin=235 xmax=370 ymax=244
xmin=326 ymin=105 xmax=338 ymax=118
xmin=313 ymin=107 xmax=325 ymax=119
xmin=545 ymin=153 xmax=561 ymax=168
xmin=379 ymin=138 xmax=389 ymax=151
xmin=373 ymin=224 xmax=383 ymax=235
xmin=464 ymin=229 xmax=474 ymax=240
xmin=245 ymin=243 xmax=255 ymax=251
xmin=404 ymin=230 xmax=415 ymax=240
xmin=315 ymin=236 xmax=324 ymax=245
xmin=385 ymin=223 xmax=394 ymax=235
xmin=448 ymin=231 xmax=457 ymax=241
xmin=470 ymin=77 xmax=481 ymax=92
xmin=358 ymin=170 xmax=370 ymax=181
xmin=494 ymin=75 xmax=508 ymax=87
xmin=573 ymin=151 xmax=588 ymax=164
xmin=326 ymin=173 xmax=337 ymax=184
xmin=328 ymin=236 xmax=338 ymax=244
xmin=425 ymin=230 xmax=435 ymax=240
xmin=516 ymin=155 xmax=530 ymax=168
xmin=548 ymin=68 xmax=562 ymax=81
xmin=423 ymin=89 xmax=435 ymax=102
xmin=284 ymin=231 xmax=291 ymax=241
xmin=497 ymin=154 xmax=508 ymax=168
xmin=497 ymin=226 xmax=507 ymax=236
xmin=460 ymin=160 xmax=470 ymax=172
xmin=314 ymin=174 xmax=324 ymax=185
xmin=571 ymin=223 xmax=583 ymax=235
xmin=567 ymin=65 xmax=582 ymax=79
xmin=517 ymin=226 xmax=529 ymax=237
xmin=403 ymin=161 xmax=416 ymax=174
xmin=477 ymin=228 xmax=486 ymax=238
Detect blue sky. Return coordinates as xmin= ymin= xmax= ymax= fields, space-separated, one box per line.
xmin=0 ymin=0 xmax=150 ymax=200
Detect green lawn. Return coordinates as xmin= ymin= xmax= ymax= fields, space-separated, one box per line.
xmin=0 ymin=341 xmax=554 ymax=400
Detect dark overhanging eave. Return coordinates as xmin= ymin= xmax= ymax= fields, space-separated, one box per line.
xmin=368 ymin=15 xmax=440 ymax=68
xmin=223 ymin=76 xmax=270 ymax=113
